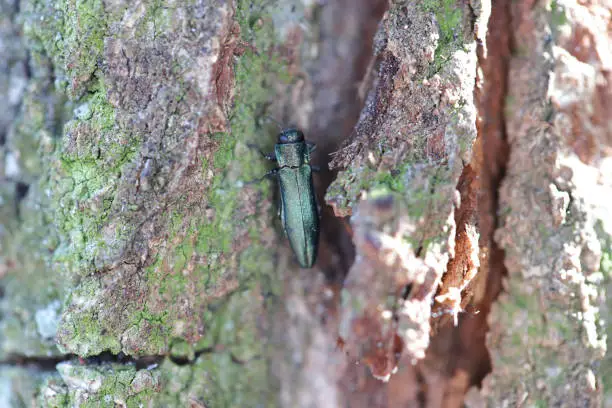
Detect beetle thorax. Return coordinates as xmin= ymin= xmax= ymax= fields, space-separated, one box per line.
xmin=275 ymin=142 xmax=308 ymax=168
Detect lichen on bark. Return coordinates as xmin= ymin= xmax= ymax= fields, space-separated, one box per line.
xmin=476 ymin=1 xmax=610 ymax=406
xmin=1 ymin=0 xmax=67 ymax=359
xmin=3 ymin=0 xmax=288 ymax=405
xmin=2 ymin=0 xmax=611 ymax=406
xmin=326 ymin=0 xmax=481 ymax=383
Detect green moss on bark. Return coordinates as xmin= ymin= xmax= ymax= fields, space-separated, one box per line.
xmin=22 ymin=0 xmax=115 ymax=98
xmin=52 ymin=79 xmax=140 ymax=279
xmin=41 ymin=288 xmax=273 ymax=406
xmin=420 ymin=0 xmax=466 ymax=76
xmin=38 ymin=363 xmax=160 ymax=408
xmin=9 ymin=0 xmax=283 ymax=404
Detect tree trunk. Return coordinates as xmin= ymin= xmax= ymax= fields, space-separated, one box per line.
xmin=0 ymin=0 xmax=609 ymax=407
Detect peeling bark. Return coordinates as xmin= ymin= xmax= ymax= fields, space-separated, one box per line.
xmin=0 ymin=0 xmax=610 ymax=407
xmin=477 ymin=1 xmax=610 ymax=406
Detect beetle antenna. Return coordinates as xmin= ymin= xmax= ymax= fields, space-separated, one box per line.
xmin=263 ymin=115 xmax=284 ymax=131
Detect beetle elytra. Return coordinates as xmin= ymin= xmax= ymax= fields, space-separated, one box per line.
xmin=258 ymin=128 xmax=320 ymax=268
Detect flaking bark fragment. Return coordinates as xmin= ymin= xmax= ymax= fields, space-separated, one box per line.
xmin=327 ymin=0 xmax=482 ymax=392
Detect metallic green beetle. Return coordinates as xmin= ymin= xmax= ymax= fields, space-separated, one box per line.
xmin=261 ymin=128 xmax=319 ymax=268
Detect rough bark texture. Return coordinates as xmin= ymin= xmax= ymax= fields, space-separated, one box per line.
xmin=0 ymin=0 xmax=610 ymax=407
xmin=475 ymin=1 xmax=610 ymax=406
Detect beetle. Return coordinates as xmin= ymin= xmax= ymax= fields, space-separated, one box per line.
xmin=256 ymin=128 xmax=320 ymax=268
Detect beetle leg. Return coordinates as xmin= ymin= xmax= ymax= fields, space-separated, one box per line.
xmin=306 ymin=141 xmax=317 ymax=153
xmin=262 ymin=115 xmax=284 ymax=132
xmin=262 ymin=152 xmax=277 ymax=161
xmin=247 ymin=143 xmax=277 ymax=161
xmin=263 ymin=168 xmax=280 ymax=179
xmin=244 ymin=168 xmax=279 ymax=185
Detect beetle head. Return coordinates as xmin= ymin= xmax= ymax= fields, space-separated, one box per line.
xmin=278 ymin=128 xmax=304 ymax=144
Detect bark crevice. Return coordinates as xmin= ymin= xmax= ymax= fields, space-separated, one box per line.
xmin=469 ymin=0 xmax=514 ymax=387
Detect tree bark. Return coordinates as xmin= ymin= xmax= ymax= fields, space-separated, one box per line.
xmin=0 ymin=0 xmax=609 ymax=407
